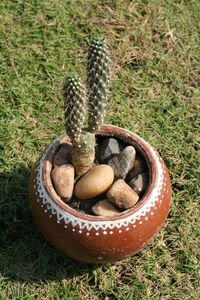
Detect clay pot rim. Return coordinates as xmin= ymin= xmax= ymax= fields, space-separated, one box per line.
xmin=43 ymin=125 xmax=158 ymax=222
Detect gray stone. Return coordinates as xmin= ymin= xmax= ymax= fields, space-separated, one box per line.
xmin=107 ymin=179 xmax=139 ymax=209
xmin=53 ymin=143 xmax=73 ymax=167
xmin=126 ymin=154 xmax=148 ymax=181
xmin=99 ymin=137 xmax=121 ymax=163
xmin=108 ymin=146 xmax=136 ymax=179
xmin=92 ymin=199 xmax=120 ymax=216
xmin=51 ymin=164 xmax=74 ymax=201
xmin=128 ymin=173 xmax=149 ymax=194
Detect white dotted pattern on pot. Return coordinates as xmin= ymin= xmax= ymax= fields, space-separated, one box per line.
xmin=33 ymin=133 xmax=166 ymax=234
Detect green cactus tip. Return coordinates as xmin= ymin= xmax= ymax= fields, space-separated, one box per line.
xmin=87 ymin=36 xmax=111 ymax=133
xmin=63 ymin=74 xmax=87 ymax=143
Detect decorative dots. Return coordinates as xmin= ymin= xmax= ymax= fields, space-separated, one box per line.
xmin=44 ymin=210 xmax=47 ymax=213
xmin=72 ymin=229 xmax=75 ymax=232
xmin=41 ymin=205 xmax=43 ymax=208
xmin=133 ymin=225 xmax=136 ymax=228
xmin=103 ymin=231 xmax=107 ymax=235
xmin=145 ymin=217 xmax=148 ymax=220
xmin=64 ymin=225 xmax=67 ymax=228
xmin=57 ymin=221 xmax=60 ymax=224
xmin=86 ymin=232 xmax=90 ymax=236
xmin=34 ymin=185 xmax=36 ymax=188
xmin=139 ymin=221 xmax=143 ymax=225
xmin=79 ymin=230 xmax=82 ymax=234
xmin=126 ymin=228 xmax=129 ymax=231
xmin=119 ymin=230 xmax=122 ymax=233
xmin=151 ymin=212 xmax=154 ymax=215
xmin=96 ymin=232 xmax=99 ymax=236
xmin=37 ymin=199 xmax=40 ymax=203
xmin=98 ymin=257 xmax=103 ymax=260
xmin=49 ymin=215 xmax=52 ymax=218
xmin=35 ymin=192 xmax=37 ymax=195
xmin=110 ymin=231 xmax=113 ymax=234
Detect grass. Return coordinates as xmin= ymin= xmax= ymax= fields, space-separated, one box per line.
xmin=0 ymin=0 xmax=199 ymax=299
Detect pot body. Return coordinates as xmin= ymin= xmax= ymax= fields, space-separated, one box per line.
xmin=28 ymin=125 xmax=172 ymax=263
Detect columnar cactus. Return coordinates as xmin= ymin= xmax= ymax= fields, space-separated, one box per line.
xmin=87 ymin=36 xmax=110 ymax=132
xmin=63 ymin=37 xmax=110 ymax=176
xmin=63 ymin=75 xmax=95 ymax=176
xmin=63 ymin=75 xmax=86 ymax=142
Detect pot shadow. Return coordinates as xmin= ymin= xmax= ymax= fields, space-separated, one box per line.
xmin=0 ymin=163 xmax=99 ymax=283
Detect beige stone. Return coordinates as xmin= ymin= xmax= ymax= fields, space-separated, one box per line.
xmin=51 ymin=164 xmax=74 ymax=201
xmin=107 ymin=179 xmax=139 ymax=209
xmin=92 ymin=199 xmax=120 ymax=216
xmin=74 ymin=165 xmax=114 ymax=199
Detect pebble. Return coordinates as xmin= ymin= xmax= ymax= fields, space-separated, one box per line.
xmin=92 ymin=199 xmax=120 ymax=217
xmin=107 ymin=179 xmax=139 ymax=209
xmin=126 ymin=154 xmax=147 ymax=181
xmin=74 ymin=165 xmax=114 ymax=199
xmin=128 ymin=173 xmax=149 ymax=194
xmin=108 ymin=146 xmax=136 ymax=179
xmin=98 ymin=137 xmax=121 ymax=163
xmin=51 ymin=164 xmax=74 ymax=201
xmin=53 ymin=143 xmax=73 ymax=167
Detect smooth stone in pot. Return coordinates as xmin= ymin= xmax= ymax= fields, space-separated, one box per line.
xmin=126 ymin=154 xmax=147 ymax=181
xmin=51 ymin=164 xmax=74 ymax=201
xmin=128 ymin=173 xmax=149 ymax=194
xmin=98 ymin=137 xmax=121 ymax=163
xmin=107 ymin=179 xmax=139 ymax=209
xmin=92 ymin=199 xmax=120 ymax=216
xmin=108 ymin=146 xmax=136 ymax=179
xmin=74 ymin=165 xmax=114 ymax=199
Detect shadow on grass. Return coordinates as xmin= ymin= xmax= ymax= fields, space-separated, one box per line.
xmin=0 ymin=163 xmax=97 ymax=283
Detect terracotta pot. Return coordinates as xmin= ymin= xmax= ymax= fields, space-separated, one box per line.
xmin=28 ymin=125 xmax=172 ymax=263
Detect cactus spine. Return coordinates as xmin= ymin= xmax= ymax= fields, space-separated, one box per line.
xmin=87 ymin=37 xmax=110 ymax=132
xmin=63 ymin=37 xmax=110 ymax=176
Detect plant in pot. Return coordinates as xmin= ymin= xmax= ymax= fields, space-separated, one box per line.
xmin=28 ymin=37 xmax=172 ymax=263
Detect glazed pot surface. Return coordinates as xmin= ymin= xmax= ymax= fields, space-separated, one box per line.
xmin=28 ymin=125 xmax=172 ymax=263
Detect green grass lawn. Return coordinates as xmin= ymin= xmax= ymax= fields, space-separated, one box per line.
xmin=0 ymin=0 xmax=199 ymax=299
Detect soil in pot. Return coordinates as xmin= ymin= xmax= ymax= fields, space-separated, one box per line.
xmin=51 ymin=134 xmax=149 ymax=217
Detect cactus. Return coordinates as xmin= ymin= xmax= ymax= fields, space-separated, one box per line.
xmin=63 ymin=37 xmax=110 ymax=176
xmin=87 ymin=36 xmax=110 ymax=132
xmin=63 ymin=75 xmax=95 ymax=176
xmin=63 ymin=75 xmax=86 ymax=142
